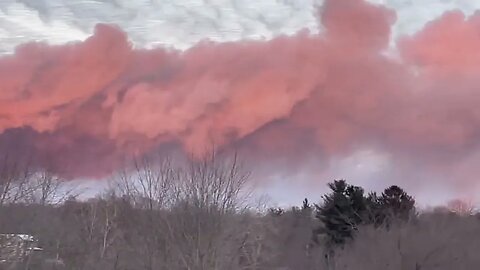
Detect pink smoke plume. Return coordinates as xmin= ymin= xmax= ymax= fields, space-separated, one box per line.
xmin=1 ymin=0 xmax=480 ymax=194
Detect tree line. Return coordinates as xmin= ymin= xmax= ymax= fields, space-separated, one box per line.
xmin=0 ymin=152 xmax=479 ymax=270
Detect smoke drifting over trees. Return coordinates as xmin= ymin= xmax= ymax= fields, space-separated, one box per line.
xmin=0 ymin=152 xmax=479 ymax=269
xmin=0 ymin=0 xmax=480 ymax=199
xmin=2 ymin=0 xmax=480 ymax=267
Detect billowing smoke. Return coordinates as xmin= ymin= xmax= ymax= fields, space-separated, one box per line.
xmin=1 ymin=0 xmax=480 ymax=198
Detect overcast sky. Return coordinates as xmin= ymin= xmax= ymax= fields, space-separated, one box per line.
xmin=2 ymin=0 xmax=480 ymax=54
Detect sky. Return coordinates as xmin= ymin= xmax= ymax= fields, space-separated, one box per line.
xmin=2 ymin=0 xmax=480 ymax=53
xmin=2 ymin=0 xmax=480 ymax=207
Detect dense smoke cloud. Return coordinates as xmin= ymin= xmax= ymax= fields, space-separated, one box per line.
xmin=1 ymin=0 xmax=480 ymax=200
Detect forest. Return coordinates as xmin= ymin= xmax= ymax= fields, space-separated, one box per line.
xmin=0 ymin=152 xmax=479 ymax=270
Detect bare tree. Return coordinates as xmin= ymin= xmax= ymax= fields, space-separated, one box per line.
xmin=333 ymin=212 xmax=480 ymax=270
xmin=446 ymin=199 xmax=476 ymax=216
xmin=112 ymin=156 xmax=179 ymax=210
xmin=0 ymin=155 xmax=32 ymax=206
xmin=107 ymin=149 xmax=254 ymax=270
xmin=179 ymin=150 xmax=250 ymax=213
xmin=22 ymin=171 xmax=79 ymax=206
xmin=108 ymin=155 xmax=181 ymax=270
xmin=158 ymin=150 xmax=251 ymax=270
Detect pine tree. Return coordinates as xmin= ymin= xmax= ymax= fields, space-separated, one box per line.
xmin=377 ymin=185 xmax=415 ymax=222
xmin=365 ymin=192 xmax=386 ymax=226
xmin=313 ymin=181 xmax=416 ymax=249
xmin=314 ymin=180 xmax=368 ymax=247
xmin=302 ymin=198 xmax=311 ymax=210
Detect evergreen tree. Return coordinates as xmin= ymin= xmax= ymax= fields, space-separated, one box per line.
xmin=365 ymin=192 xmax=386 ymax=226
xmin=302 ymin=198 xmax=311 ymax=210
xmin=377 ymin=185 xmax=415 ymax=222
xmin=363 ymin=185 xmax=416 ymax=228
xmin=314 ymin=180 xmax=368 ymax=247
xmin=313 ymin=181 xmax=416 ymax=247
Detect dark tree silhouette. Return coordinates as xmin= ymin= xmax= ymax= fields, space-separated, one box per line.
xmin=314 ymin=182 xmax=416 ymax=246
xmin=302 ymin=198 xmax=311 ymax=210
xmin=378 ymin=185 xmax=416 ymax=222
xmin=365 ymin=192 xmax=386 ymax=226
xmin=314 ymin=180 xmax=368 ymax=247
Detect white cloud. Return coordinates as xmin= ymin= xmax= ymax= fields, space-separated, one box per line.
xmin=1 ymin=0 xmax=480 ymax=54
xmin=0 ymin=0 xmax=321 ymax=54
xmin=368 ymin=0 xmax=480 ymax=38
xmin=0 ymin=2 xmax=89 ymax=54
